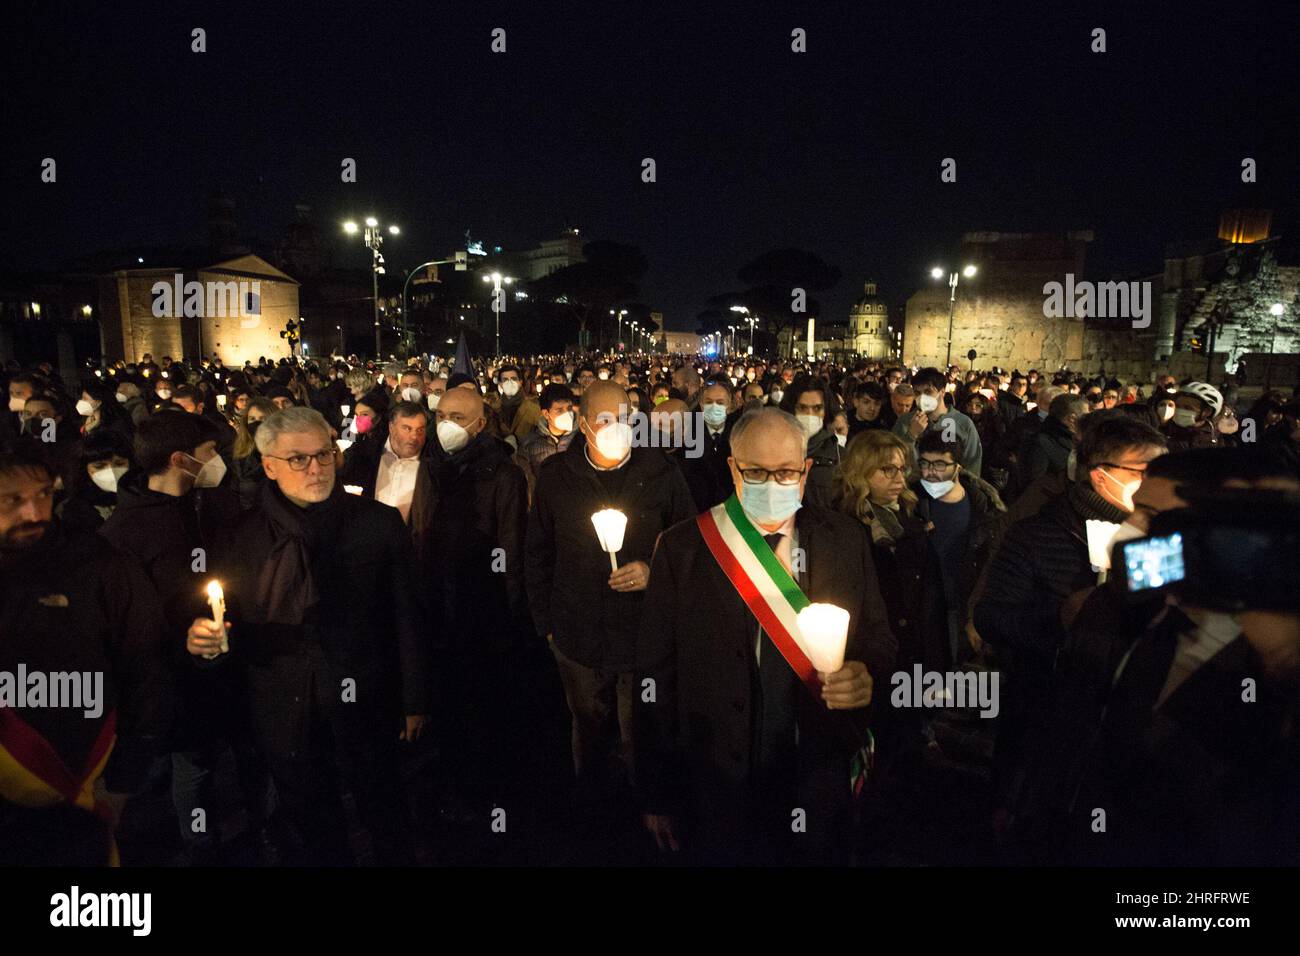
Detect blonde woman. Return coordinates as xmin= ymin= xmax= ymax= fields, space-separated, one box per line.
xmin=834 ymin=430 xmax=950 ymax=688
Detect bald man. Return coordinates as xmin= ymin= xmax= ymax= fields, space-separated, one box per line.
xmin=427 ymin=380 xmax=531 ymax=809
xmin=635 ymin=407 xmax=896 ymax=865
xmin=525 ymin=380 xmax=694 ymax=832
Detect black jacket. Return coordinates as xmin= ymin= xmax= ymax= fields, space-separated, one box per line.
xmin=422 ymin=433 xmax=529 ymax=654
xmin=525 ymin=438 xmax=695 ymax=671
xmin=676 ymin=424 xmax=732 ymax=513
xmin=209 ymin=482 xmax=429 ymax=721
xmin=1027 ymin=416 xmax=1074 ymax=479
xmin=804 ymin=427 xmax=842 ymax=509
xmin=634 ymin=504 xmax=897 ymax=861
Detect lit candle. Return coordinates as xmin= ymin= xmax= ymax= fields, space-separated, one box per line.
xmin=205 ymin=580 xmax=228 ymax=658
xmin=796 ymin=603 xmax=850 ymax=674
xmin=344 ymin=484 xmax=364 ymax=495
xmin=591 ymin=509 xmax=628 ymax=572
xmin=216 ymin=393 xmax=227 ymax=408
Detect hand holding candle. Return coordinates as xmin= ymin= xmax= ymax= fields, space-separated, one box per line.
xmin=591 ymin=509 xmax=628 ymax=572
xmin=206 ymin=580 xmax=228 ymax=657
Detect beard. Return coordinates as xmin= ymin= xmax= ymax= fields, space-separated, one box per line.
xmin=0 ymin=520 xmax=51 ymax=551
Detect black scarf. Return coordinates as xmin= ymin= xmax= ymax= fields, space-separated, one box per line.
xmin=251 ymin=482 xmax=344 ymax=626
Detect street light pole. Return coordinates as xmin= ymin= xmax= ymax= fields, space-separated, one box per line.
xmin=932 ymin=264 xmax=977 ymax=369
xmin=482 ymin=271 xmax=514 ymax=357
xmin=344 ymin=217 xmax=399 ymax=358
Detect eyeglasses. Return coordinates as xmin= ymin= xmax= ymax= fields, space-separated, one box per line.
xmin=875 ymin=465 xmax=906 ymax=480
xmin=264 ymin=450 xmax=336 ymax=471
xmin=918 ymin=458 xmax=957 ymax=475
xmin=736 ymin=465 xmax=807 ymax=485
xmin=1097 ymin=462 xmax=1147 ymax=476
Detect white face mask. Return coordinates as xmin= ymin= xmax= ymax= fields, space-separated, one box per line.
xmin=157 ymin=390 xmax=172 ymax=400
xmin=1172 ymin=408 xmax=1197 ymax=428
xmin=1155 ymin=403 xmax=1174 ymax=422
xmin=427 ymin=391 xmax=442 ymax=410
xmin=796 ymin=414 xmax=822 ymax=438
xmin=597 ymin=371 xmax=610 ymax=381
xmin=8 ymin=396 xmax=25 ymax=413
xmin=917 ymin=393 xmax=940 ymax=414
xmin=921 ymin=479 xmax=955 ymax=499
xmin=76 ymin=398 xmax=97 ymax=417
xmin=400 ymin=387 xmax=422 ymax=403
xmin=593 ymin=421 xmax=633 ymax=461
xmin=91 ymin=464 xmax=128 ymax=493
xmin=1097 ymin=467 xmax=1140 ymax=511
xmin=836 ymin=432 xmax=847 ymax=448
xmin=437 ymin=419 xmax=470 ymax=453
xmin=116 ymin=392 xmax=128 ymax=403
xmin=500 ymin=380 xmax=521 ymax=398
xmin=552 ymin=410 xmax=575 ymax=433
xmin=768 ymin=389 xmax=785 ymax=405
xmin=186 ymin=453 xmax=227 ymax=489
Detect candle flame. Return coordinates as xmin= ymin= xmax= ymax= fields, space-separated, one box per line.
xmin=206 ymin=580 xmax=224 ymax=600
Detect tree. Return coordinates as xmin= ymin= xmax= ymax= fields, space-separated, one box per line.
xmin=531 ymin=240 xmax=648 ymax=350
xmin=734 ymin=248 xmax=841 ymax=343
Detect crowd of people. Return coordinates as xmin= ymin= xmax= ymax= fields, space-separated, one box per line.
xmin=2 ymin=349 xmax=1298 ymax=866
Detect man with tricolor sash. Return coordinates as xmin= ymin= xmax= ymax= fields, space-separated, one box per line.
xmin=0 ymin=448 xmax=172 ymax=865
xmin=635 ymin=407 xmax=897 ymax=864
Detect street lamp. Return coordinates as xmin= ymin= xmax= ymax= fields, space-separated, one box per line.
xmin=931 ymin=263 xmax=977 ymax=368
xmin=610 ymin=308 xmax=629 ymax=351
xmin=482 ymin=271 xmax=515 ymax=356
xmin=728 ymin=324 xmax=737 ymax=354
xmin=630 ymin=321 xmax=639 ymax=353
xmin=1264 ymin=302 xmax=1287 ymax=390
xmin=730 ymin=304 xmax=757 ymax=354
xmin=344 ymin=217 xmax=398 ymax=356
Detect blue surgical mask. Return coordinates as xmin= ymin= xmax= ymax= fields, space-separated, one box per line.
xmin=740 ymin=479 xmax=802 ymax=524
xmin=702 ymin=403 xmax=727 ymax=427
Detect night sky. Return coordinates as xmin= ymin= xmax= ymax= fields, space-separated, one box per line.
xmin=4 ymin=1 xmax=1298 ymax=331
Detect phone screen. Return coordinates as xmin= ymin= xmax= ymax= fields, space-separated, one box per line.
xmin=1123 ymin=532 xmax=1185 ymax=592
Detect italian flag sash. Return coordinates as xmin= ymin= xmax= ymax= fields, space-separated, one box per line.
xmin=697 ymin=495 xmax=820 ymax=694
xmin=698 ymin=496 xmax=875 ymax=797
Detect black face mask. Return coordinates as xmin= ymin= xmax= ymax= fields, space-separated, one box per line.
xmin=248 ymin=420 xmax=261 ymax=438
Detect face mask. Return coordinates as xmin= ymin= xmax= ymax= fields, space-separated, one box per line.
xmin=116 ymin=392 xmax=128 ymax=403
xmin=552 ymin=411 xmax=575 ymax=433
xmin=769 ymin=389 xmax=785 ymax=405
xmin=796 ymin=414 xmax=822 ymax=438
xmin=921 ymin=479 xmax=955 ymax=499
xmin=500 ymin=380 xmax=521 ymax=398
xmin=1216 ymin=414 xmax=1239 ymax=435
xmin=400 ymin=387 xmax=421 ymax=403
xmin=1098 ymin=468 xmax=1140 ymax=511
xmin=186 ymin=453 xmax=227 ymax=489
xmin=1172 ymin=408 xmax=1197 ymax=428
xmin=593 ymin=421 xmax=633 ymax=461
xmin=597 ymin=371 xmax=610 ymax=381
xmin=653 ymin=395 xmax=669 ymax=406
xmin=354 ymin=414 xmax=374 ymax=434
xmin=836 ymin=433 xmax=847 ymax=448
xmin=437 ymin=419 xmax=470 ymax=453
xmin=917 ymin=393 xmax=940 ymax=414
xmin=535 ymin=383 xmax=544 ymax=394
xmin=1154 ymin=404 xmax=1175 ymax=422
xmin=8 ymin=396 xmax=25 ymax=413
xmin=247 ymin=420 xmax=262 ymax=439
xmin=157 ymin=390 xmax=172 ymax=400
xmin=427 ymin=392 xmax=442 ymax=410
xmin=76 ymin=399 xmax=97 ymax=417
xmin=746 ymin=371 xmax=756 ymax=382
xmin=90 ymin=464 xmax=128 ymax=493
xmin=702 ymin=404 xmax=728 ymax=427
xmin=740 ymin=479 xmax=803 ymax=525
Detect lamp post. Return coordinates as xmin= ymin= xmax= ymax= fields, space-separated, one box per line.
xmin=931 ymin=264 xmax=977 ymax=369
xmin=482 ymin=271 xmax=515 ymax=357
xmin=1263 ymin=302 xmax=1285 ymax=391
xmin=630 ymin=321 xmax=639 ymax=353
xmin=344 ymin=218 xmax=399 ymax=357
xmin=610 ymin=308 xmax=628 ymax=351
xmin=728 ymin=324 xmax=737 ymax=354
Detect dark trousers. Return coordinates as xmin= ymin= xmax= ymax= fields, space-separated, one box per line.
xmin=549 ymin=641 xmax=634 ymax=804
xmin=245 ymin=645 xmax=412 ymax=866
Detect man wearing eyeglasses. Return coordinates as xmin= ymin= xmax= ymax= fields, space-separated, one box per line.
xmin=186 ymin=406 xmax=428 ymax=865
xmin=635 ymin=407 xmax=896 ymax=864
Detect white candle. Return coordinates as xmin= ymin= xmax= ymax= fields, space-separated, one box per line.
xmin=1085 ymin=519 xmax=1122 ymax=573
xmin=591 ymin=509 xmax=628 ymax=572
xmin=796 ymin=603 xmax=850 ymax=674
xmin=205 ymin=580 xmax=228 ymax=657
xmin=344 ymin=484 xmax=364 ymax=495
xmin=216 ymin=393 xmax=227 ymax=408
